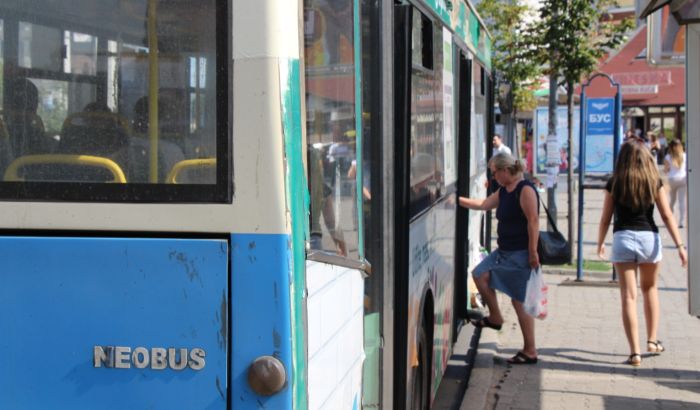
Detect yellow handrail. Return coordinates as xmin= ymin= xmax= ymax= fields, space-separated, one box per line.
xmin=3 ymin=154 xmax=127 ymax=183
xmin=166 ymin=158 xmax=216 ymax=184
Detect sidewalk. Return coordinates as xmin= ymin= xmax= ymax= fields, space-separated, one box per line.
xmin=461 ymin=186 xmax=700 ymax=409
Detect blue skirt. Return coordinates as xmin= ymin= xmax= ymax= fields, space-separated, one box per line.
xmin=473 ymin=248 xmax=531 ymax=303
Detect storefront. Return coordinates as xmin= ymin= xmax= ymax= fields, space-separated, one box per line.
xmin=586 ymin=20 xmax=686 ymax=141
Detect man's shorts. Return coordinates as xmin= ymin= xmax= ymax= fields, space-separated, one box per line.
xmin=611 ymin=230 xmax=662 ymax=264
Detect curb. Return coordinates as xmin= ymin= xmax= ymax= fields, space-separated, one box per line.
xmin=459 ymin=326 xmax=497 ymax=410
xmin=541 ymin=267 xmax=615 ymax=281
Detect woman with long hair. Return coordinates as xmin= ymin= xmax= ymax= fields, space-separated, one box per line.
xmin=597 ymin=141 xmax=687 ymax=366
xmin=664 ymin=139 xmax=687 ymax=228
xmin=459 ymin=153 xmax=540 ymax=364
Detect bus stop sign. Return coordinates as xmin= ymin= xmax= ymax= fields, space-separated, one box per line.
xmin=584 ymin=97 xmax=616 ymax=174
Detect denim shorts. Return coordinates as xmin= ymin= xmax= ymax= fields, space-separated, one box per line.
xmin=611 ymin=230 xmax=662 ymax=264
xmin=473 ymin=248 xmax=531 ymax=302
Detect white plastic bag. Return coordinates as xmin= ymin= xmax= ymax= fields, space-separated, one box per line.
xmin=523 ymin=267 xmax=548 ymax=319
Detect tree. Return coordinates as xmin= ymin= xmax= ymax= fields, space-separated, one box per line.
xmin=477 ymin=0 xmax=541 ymax=152
xmin=534 ymin=0 xmax=633 ymax=263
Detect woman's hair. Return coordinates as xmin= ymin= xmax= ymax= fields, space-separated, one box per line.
xmin=611 ymin=141 xmax=660 ymax=210
xmin=667 ymin=139 xmax=684 ymax=168
xmin=647 ymin=131 xmax=657 ymax=143
xmin=489 ymin=152 xmax=523 ymax=176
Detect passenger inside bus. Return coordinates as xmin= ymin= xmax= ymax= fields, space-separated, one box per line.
xmin=53 ymin=104 xmax=130 ymax=182
xmin=129 ymin=96 xmax=186 ymax=182
xmin=4 ymin=78 xmax=46 ymax=158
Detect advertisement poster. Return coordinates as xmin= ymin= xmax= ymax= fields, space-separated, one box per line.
xmin=534 ymin=107 xmax=580 ymax=175
xmin=584 ymin=98 xmax=616 ymax=174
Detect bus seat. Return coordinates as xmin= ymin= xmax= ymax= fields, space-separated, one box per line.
xmin=166 ymin=158 xmax=216 ymax=184
xmin=3 ymin=154 xmax=127 ymax=183
xmin=59 ymin=111 xmax=130 ymax=157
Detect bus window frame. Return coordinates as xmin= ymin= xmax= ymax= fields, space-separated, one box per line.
xmin=0 ymin=0 xmax=232 ymax=204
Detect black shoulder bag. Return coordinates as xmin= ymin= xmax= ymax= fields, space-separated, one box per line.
xmin=537 ymin=196 xmax=571 ymax=265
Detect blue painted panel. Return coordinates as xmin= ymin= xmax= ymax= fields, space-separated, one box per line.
xmin=230 ymin=233 xmax=293 ymax=409
xmin=0 ymin=237 xmax=228 ymax=410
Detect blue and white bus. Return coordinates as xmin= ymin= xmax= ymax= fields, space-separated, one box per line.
xmin=0 ymin=0 xmax=492 ymax=408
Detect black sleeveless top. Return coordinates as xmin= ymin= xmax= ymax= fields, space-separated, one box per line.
xmin=605 ymin=179 xmax=660 ymax=233
xmin=496 ymin=179 xmax=537 ymax=251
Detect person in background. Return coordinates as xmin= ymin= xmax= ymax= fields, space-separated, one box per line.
xmin=597 ymin=141 xmax=687 ymax=367
xmin=523 ymin=135 xmax=533 ymax=175
xmin=624 ymin=129 xmax=635 ymax=142
xmin=657 ymin=132 xmax=667 ymax=164
xmin=459 ymin=153 xmax=540 ymax=365
xmin=487 ymin=134 xmax=512 ymax=193
xmin=309 ymin=144 xmax=347 ymax=256
xmin=492 ymin=134 xmax=511 ymax=157
xmin=664 ymin=139 xmax=687 ymax=228
xmin=647 ymin=131 xmax=660 ymax=161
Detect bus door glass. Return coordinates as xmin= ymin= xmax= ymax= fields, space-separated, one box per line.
xmin=303 ymin=0 xmax=361 ymax=260
xmin=303 ymin=1 xmax=367 ymax=409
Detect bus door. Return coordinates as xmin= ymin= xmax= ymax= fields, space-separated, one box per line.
xmin=393 ymin=4 xmax=415 ymax=408
xmin=395 ymin=4 xmax=459 ymax=408
xmin=453 ymin=49 xmax=472 ymax=328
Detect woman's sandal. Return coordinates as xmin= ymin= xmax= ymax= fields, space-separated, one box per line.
xmin=470 ymin=317 xmax=503 ymax=330
xmin=626 ymin=353 xmax=642 ymax=367
xmin=507 ymin=351 xmax=538 ymax=365
xmin=647 ymin=340 xmax=666 ymax=354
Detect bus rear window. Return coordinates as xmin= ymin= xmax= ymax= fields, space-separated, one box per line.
xmin=0 ymin=0 xmax=229 ymax=202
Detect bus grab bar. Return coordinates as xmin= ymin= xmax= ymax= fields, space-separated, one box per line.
xmin=166 ymin=158 xmax=216 ymax=184
xmin=3 ymin=154 xmax=127 ymax=183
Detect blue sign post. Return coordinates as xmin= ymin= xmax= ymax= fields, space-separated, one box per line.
xmin=577 ymin=74 xmax=622 ymax=281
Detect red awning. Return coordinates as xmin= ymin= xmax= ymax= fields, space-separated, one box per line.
xmin=578 ymin=25 xmax=685 ymax=106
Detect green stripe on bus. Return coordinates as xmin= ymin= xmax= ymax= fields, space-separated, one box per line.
xmin=280 ymin=57 xmax=308 ymax=410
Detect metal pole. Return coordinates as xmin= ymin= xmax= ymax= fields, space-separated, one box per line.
xmin=611 ymin=87 xmax=622 ymax=282
xmin=147 ymin=0 xmax=159 ymax=183
xmin=576 ymin=88 xmax=587 ymax=281
xmin=547 ymin=70 xmax=558 ymax=231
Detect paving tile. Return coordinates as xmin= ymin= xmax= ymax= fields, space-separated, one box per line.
xmin=460 ymin=187 xmax=700 ymax=410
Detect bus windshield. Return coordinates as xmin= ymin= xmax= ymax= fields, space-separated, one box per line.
xmin=0 ymin=0 xmax=229 ymax=202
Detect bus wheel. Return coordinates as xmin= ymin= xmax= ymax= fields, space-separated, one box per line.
xmin=411 ymin=325 xmax=429 ymax=410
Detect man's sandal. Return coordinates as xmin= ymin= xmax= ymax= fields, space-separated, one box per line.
xmin=647 ymin=340 xmax=665 ymax=354
xmin=626 ymin=353 xmax=642 ymax=367
xmin=470 ymin=317 xmax=503 ymax=330
xmin=507 ymin=351 xmax=538 ymax=365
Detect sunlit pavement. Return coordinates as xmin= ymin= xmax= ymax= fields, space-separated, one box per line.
xmin=457 ymin=183 xmax=699 ymax=410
